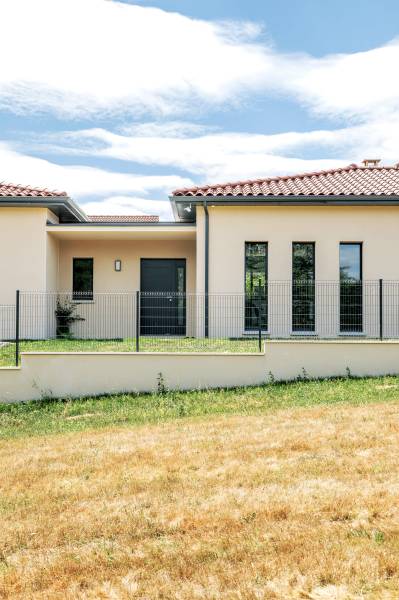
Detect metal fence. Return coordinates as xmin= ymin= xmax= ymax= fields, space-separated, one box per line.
xmin=1 ymin=280 xmax=399 ymax=367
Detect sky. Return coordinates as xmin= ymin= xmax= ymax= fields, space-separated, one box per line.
xmin=1 ymin=0 xmax=399 ymax=220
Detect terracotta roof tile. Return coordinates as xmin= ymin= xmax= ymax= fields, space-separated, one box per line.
xmin=0 ymin=182 xmax=67 ymax=197
xmin=88 ymin=215 xmax=159 ymax=223
xmin=172 ymin=164 xmax=399 ymax=197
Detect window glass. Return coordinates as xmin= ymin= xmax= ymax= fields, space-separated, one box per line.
xmin=177 ymin=266 xmax=185 ymax=325
xmin=340 ymin=244 xmax=361 ymax=281
xmin=292 ymin=242 xmax=315 ymax=281
xmin=245 ymin=243 xmax=268 ymax=330
xmin=292 ymin=243 xmax=315 ymax=332
xmin=73 ymin=258 xmax=93 ymax=300
xmin=340 ymin=244 xmax=362 ymax=332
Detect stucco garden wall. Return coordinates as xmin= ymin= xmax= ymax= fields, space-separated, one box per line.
xmin=1 ymin=340 xmax=399 ymax=403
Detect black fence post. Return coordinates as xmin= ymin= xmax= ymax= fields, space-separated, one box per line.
xmin=136 ymin=291 xmax=140 ymax=352
xmin=257 ymin=281 xmax=262 ymax=353
xmin=379 ymin=278 xmax=383 ymax=340
xmin=15 ymin=290 xmax=20 ymax=367
xmin=205 ymin=293 xmax=209 ymax=339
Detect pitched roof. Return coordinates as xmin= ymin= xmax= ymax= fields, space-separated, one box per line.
xmin=88 ymin=215 xmax=159 ymax=223
xmin=0 ymin=182 xmax=67 ymax=197
xmin=172 ymin=164 xmax=399 ymax=197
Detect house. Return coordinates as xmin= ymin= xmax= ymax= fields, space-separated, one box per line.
xmin=2 ymin=159 xmax=399 ymax=399
xmin=2 ymin=159 xmax=399 ymax=326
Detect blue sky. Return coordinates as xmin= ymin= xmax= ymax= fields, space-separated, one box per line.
xmin=1 ymin=0 xmax=399 ymax=219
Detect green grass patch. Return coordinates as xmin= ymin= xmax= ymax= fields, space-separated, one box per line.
xmin=0 ymin=337 xmax=261 ymax=367
xmin=1 ymin=375 xmax=399 ymax=440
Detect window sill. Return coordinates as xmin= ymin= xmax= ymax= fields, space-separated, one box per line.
xmin=338 ymin=332 xmax=366 ymax=337
xmin=243 ymin=330 xmax=269 ymax=336
xmin=291 ymin=331 xmax=318 ymax=336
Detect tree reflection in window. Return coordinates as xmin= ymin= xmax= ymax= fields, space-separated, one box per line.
xmin=340 ymin=243 xmax=362 ymax=332
xmin=245 ymin=243 xmax=268 ymax=331
xmin=292 ymin=243 xmax=315 ymax=332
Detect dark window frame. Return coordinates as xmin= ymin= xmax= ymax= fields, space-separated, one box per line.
xmin=339 ymin=242 xmax=363 ymax=282
xmin=339 ymin=242 xmax=363 ymax=333
xmin=292 ymin=241 xmax=315 ymax=282
xmin=292 ymin=242 xmax=316 ymax=332
xmin=72 ymin=257 xmax=94 ymax=301
xmin=244 ymin=242 xmax=268 ymax=332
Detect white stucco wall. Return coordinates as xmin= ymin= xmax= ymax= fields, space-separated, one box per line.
xmin=3 ymin=202 xmax=399 ymax=344
xmin=0 ymin=208 xmax=48 ymax=304
xmin=193 ymin=205 xmax=399 ymax=338
xmin=204 ymin=205 xmax=399 ymax=290
xmin=0 ymin=208 xmax=55 ymax=340
xmin=53 ymin=238 xmax=197 ymax=338
xmin=57 ymin=238 xmax=196 ymax=293
xmin=46 ymin=232 xmax=59 ymax=292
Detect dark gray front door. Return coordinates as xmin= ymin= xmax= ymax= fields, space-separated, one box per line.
xmin=140 ymin=259 xmax=186 ymax=335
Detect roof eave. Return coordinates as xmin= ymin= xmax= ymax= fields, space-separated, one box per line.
xmin=170 ymin=194 xmax=399 ymax=223
xmin=46 ymin=221 xmax=195 ymax=228
xmin=169 ymin=195 xmax=181 ymax=222
xmin=170 ymin=195 xmax=199 ymax=222
xmin=0 ymin=196 xmax=89 ymax=223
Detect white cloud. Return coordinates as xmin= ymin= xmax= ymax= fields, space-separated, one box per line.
xmin=278 ymin=40 xmax=399 ymax=121
xmin=81 ymin=196 xmax=173 ymax=220
xmin=37 ymin=107 xmax=399 ymax=186
xmin=38 ymin=122 xmax=382 ymax=184
xmin=0 ymin=142 xmax=193 ymax=199
xmin=121 ymin=121 xmax=215 ymax=138
xmin=1 ymin=0 xmax=399 ymax=123
xmin=2 ymin=1 xmax=399 ymax=216
xmin=0 ymin=0 xmax=273 ymax=117
xmin=4 ymin=115 xmax=399 ymax=222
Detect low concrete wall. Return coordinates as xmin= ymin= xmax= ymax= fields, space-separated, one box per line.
xmin=1 ymin=340 xmax=399 ymax=403
xmin=266 ymin=339 xmax=399 ymax=380
xmin=0 ymin=352 xmax=266 ymax=403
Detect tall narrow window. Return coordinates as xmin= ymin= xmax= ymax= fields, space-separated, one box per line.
xmin=340 ymin=243 xmax=362 ymax=332
xmin=73 ymin=258 xmax=93 ymax=300
xmin=245 ymin=242 xmax=268 ymax=330
xmin=292 ymin=242 xmax=315 ymax=332
xmin=177 ymin=265 xmax=185 ymax=327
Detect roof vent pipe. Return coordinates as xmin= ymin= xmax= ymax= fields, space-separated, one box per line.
xmin=362 ymin=159 xmax=381 ymax=167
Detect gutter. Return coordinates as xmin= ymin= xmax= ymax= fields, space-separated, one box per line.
xmin=46 ymin=221 xmax=195 ymax=228
xmin=172 ymin=195 xmax=399 ymax=210
xmin=203 ymin=200 xmax=209 ymax=338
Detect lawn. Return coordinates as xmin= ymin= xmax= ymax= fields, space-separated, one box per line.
xmin=1 ymin=378 xmax=399 ymax=598
xmin=0 ymin=336 xmax=261 ymax=367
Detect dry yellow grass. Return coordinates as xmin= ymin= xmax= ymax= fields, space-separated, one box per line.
xmin=1 ymin=403 xmax=399 ymax=599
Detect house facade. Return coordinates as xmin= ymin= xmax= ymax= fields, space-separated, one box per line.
xmin=2 ymin=160 xmax=399 ymax=341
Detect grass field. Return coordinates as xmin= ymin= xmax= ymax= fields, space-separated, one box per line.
xmin=1 ymin=377 xmax=399 ymax=598
xmin=0 ymin=337 xmax=261 ymax=367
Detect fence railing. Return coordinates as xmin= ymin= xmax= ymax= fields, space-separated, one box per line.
xmin=1 ymin=280 xmax=399 ymax=366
